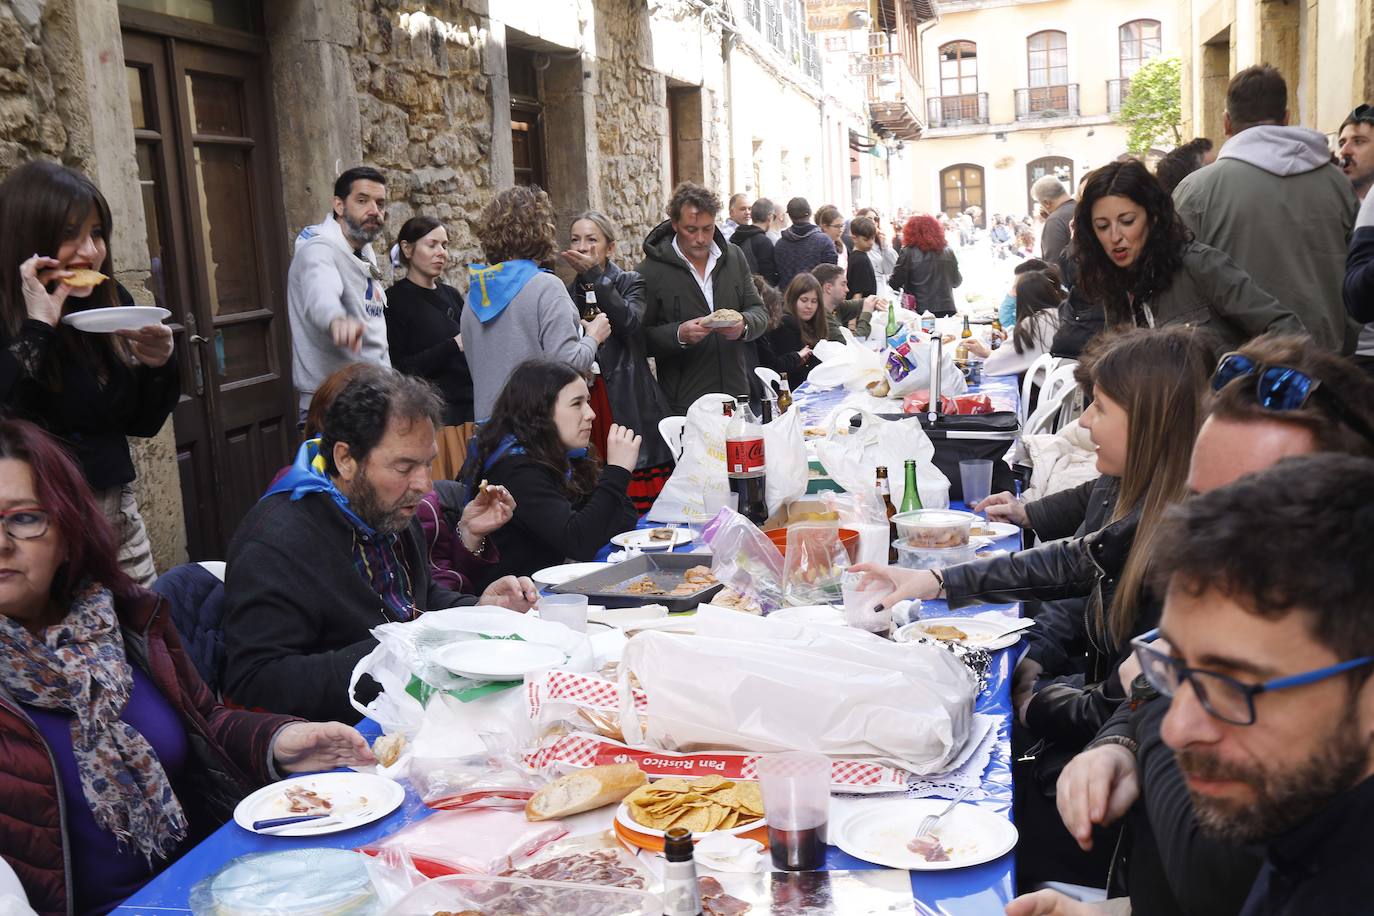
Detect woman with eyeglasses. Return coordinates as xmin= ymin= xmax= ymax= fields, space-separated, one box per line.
xmin=816 ymin=204 xmax=848 ymax=271
xmin=0 ymin=418 xmax=373 ymax=915
xmin=889 ymin=215 xmax=962 ymax=317
xmin=854 ymin=326 xmax=1214 ymax=887
xmin=1072 ymin=159 xmax=1302 ymax=350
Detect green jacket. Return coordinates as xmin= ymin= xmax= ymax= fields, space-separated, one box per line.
xmin=638 ymin=220 xmax=769 ymax=414
xmin=828 ymin=297 xmax=873 ymax=341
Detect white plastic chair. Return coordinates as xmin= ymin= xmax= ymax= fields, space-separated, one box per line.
xmin=754 ymin=366 xmax=781 ymax=394
xmin=1019 ymin=353 xmax=1060 ymax=426
xmin=1022 ymin=363 xmax=1081 ymax=438
xmin=657 ymin=416 xmax=688 ymax=462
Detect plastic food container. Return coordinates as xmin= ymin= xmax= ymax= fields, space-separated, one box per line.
xmin=385 ymin=874 xmax=661 ymax=916
xmin=766 ymin=526 xmax=860 ymax=561
xmin=893 ymin=537 xmax=977 ymax=570
xmin=892 ymin=509 xmax=974 ymax=548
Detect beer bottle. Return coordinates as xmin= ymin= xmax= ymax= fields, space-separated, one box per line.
xmin=960 ymin=315 xmax=972 ymax=338
xmin=989 ymin=316 xmax=1003 ymax=351
xmin=776 ymin=373 xmax=793 ymax=414
xmin=582 ymin=287 xmax=599 ymax=322
xmin=885 ymin=298 xmax=899 ymax=340
xmin=726 ymin=396 xmax=769 ymax=525
xmin=662 ymin=827 xmax=703 ymax=916
xmin=876 ymin=466 xmax=898 ymax=562
xmin=900 ymin=459 xmax=923 ymax=513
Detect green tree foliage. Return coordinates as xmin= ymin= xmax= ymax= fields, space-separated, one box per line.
xmin=1118 ymin=54 xmax=1183 ymax=155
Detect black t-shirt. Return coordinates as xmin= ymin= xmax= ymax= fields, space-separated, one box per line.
xmin=847 ymin=248 xmax=878 ymax=297
xmin=384 ymin=278 xmax=474 ymax=425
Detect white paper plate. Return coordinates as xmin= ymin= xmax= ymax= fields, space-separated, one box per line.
xmin=61 ymin=306 xmax=170 ymax=333
xmin=832 ymin=799 xmax=1017 ymax=871
xmin=611 ymin=527 xmax=694 ymax=550
xmin=767 ymin=605 xmax=846 ymax=627
xmin=893 ymin=616 xmax=1027 ymax=651
xmin=233 ymin=772 xmax=404 ymax=837
xmin=429 ymin=639 xmax=566 ymax=679
xmin=615 ymin=800 xmax=766 ymax=839
xmin=588 ymin=604 xmax=670 ymax=628
xmin=966 ymin=521 xmax=1020 ymax=541
xmin=531 ymin=561 xmax=611 ymax=587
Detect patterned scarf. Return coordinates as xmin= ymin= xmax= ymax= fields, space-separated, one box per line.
xmin=0 ymin=582 xmax=187 ymax=863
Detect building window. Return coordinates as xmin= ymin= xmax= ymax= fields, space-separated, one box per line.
xmin=1119 ymin=19 xmax=1162 ymax=78
xmin=508 ymin=46 xmax=545 ymax=188
xmin=939 ymin=41 xmax=977 ymax=97
xmin=1026 ymin=156 xmax=1073 ymax=213
xmin=940 ymin=163 xmax=985 ymax=226
xmin=1027 ymin=30 xmax=1068 ymax=88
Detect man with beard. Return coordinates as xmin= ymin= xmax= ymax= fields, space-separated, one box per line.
xmin=221 ymin=368 xmax=536 ymax=722
xmin=287 ymin=166 xmax=393 ymax=426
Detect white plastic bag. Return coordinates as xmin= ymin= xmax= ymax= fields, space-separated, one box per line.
xmin=348 ymin=607 xmax=594 ymax=735
xmin=618 ymin=607 xmax=976 ymax=774
xmin=885 ymin=337 xmax=967 ymax=399
xmin=761 ymin=403 xmax=807 ymax=515
xmin=814 ymin=408 xmax=951 ymax=509
xmin=807 ymin=327 xmax=885 ymax=390
xmin=647 ymin=393 xmax=733 ymax=522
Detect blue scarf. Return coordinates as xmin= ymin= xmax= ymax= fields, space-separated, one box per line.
xmin=482 ymin=434 xmax=587 ymax=481
xmin=263 ymin=439 xmax=378 ymax=537
xmin=466 ymin=259 xmax=543 ymax=324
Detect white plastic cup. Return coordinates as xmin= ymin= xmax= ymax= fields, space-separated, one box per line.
xmin=959 ymin=459 xmax=994 ymax=508
xmin=536 ymin=594 xmax=588 ymax=632
xmin=756 ymin=751 xmax=831 ymax=871
xmin=703 ymin=490 xmax=739 ymax=515
xmin=840 ymin=570 xmax=891 ymax=634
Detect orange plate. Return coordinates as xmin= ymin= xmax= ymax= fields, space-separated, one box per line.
xmin=613 ymin=818 xmax=770 ymax=853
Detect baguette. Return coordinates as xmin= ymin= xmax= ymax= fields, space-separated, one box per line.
xmin=526 ymin=762 xmax=647 ymax=821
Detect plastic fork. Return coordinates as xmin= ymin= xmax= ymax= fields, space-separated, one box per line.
xmin=914 ymin=786 xmax=973 ymax=840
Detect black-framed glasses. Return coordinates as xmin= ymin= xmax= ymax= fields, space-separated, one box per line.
xmin=0 ymin=507 xmax=50 ymax=540
xmin=1131 ymin=628 xmax=1374 ymax=726
xmin=1211 ymin=352 xmax=1374 ymax=447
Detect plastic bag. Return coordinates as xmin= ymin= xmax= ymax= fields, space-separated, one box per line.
xmin=409 ymin=739 xmax=545 ymax=810
xmin=780 ymin=524 xmax=850 ymax=608
xmin=761 ymin=402 xmax=807 ymax=516
xmin=618 ymin=606 xmax=976 ymax=774
xmin=189 ymin=849 xmax=377 ymax=915
xmin=702 ymin=508 xmax=785 ymax=613
xmin=814 ymin=408 xmax=951 ymax=509
xmin=817 ymin=490 xmax=891 ymax=566
xmin=886 ymin=333 xmax=967 ymax=398
xmin=358 ymin=808 xmax=569 ymax=878
xmin=503 ymin=833 xmax=657 ymax=891
xmin=647 ymin=393 xmax=734 ymax=522
xmin=806 ymin=327 xmax=886 ymax=390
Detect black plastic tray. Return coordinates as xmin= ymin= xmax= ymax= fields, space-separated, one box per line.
xmin=550 ymin=552 xmax=723 ymax=612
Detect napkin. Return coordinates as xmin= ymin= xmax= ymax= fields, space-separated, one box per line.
xmin=693 ymin=833 xmax=768 ymax=873
xmin=606 ymin=547 xmax=643 ymax=563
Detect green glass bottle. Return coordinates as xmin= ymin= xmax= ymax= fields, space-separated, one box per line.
xmin=900 ymin=459 xmax=922 ymax=512
xmin=885 ymin=298 xmax=898 ymax=340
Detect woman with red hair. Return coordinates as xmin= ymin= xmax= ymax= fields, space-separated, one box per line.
xmin=889 ymin=214 xmax=963 ymax=316
xmin=0 ymin=419 xmax=374 ymax=914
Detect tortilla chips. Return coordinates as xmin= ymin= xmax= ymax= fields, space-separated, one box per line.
xmin=623 ymin=776 xmax=765 ymax=833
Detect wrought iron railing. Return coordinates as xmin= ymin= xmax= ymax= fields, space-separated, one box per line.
xmin=927 ymin=93 xmax=989 ymax=127
xmin=744 ymin=0 xmax=762 ymax=30
xmin=1014 ymin=84 xmax=1080 ymax=120
xmin=1107 ymin=78 xmax=1130 ymax=114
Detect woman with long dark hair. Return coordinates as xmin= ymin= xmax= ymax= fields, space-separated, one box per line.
xmin=0 ymin=418 xmax=372 ymax=914
xmin=964 ymin=269 xmax=1065 ymax=376
xmin=385 ymin=215 xmax=474 ymax=479
xmin=0 ymin=161 xmax=177 ymax=586
xmin=560 ymin=211 xmax=674 ymax=511
xmin=889 ymin=214 xmax=962 ymax=316
xmin=758 ymin=273 xmax=828 ymax=386
xmin=1072 ymin=159 xmax=1302 ymax=348
xmin=462 ymin=360 xmax=641 ymax=584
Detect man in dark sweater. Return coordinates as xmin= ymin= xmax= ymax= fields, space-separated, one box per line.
xmin=221 ymin=368 xmax=536 ymax=723
xmin=1031 ymin=174 xmax=1075 ymax=265
xmin=730 ymin=197 xmax=780 ymax=286
xmin=772 ymin=196 xmax=838 ymax=289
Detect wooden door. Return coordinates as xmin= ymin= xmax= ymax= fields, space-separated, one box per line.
xmin=123 ymin=28 xmax=294 ymax=560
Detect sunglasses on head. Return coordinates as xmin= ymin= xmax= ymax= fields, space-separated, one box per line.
xmin=1211 ymin=352 xmax=1374 ymax=448
xmin=1349 ymin=103 xmax=1374 ymax=125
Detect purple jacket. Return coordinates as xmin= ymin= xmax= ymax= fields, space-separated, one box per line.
xmin=415 ymin=485 xmax=499 ymax=592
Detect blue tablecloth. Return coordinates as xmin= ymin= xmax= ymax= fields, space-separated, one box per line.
xmin=117 ymin=531 xmax=1021 ymax=914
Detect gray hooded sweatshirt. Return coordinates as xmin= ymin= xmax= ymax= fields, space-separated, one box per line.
xmin=1173 ymin=125 xmax=1358 ymax=353
xmin=287 ymin=216 xmax=391 ymax=410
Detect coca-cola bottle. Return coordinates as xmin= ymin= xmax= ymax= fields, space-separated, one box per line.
xmin=726 ymin=395 xmax=768 ymax=525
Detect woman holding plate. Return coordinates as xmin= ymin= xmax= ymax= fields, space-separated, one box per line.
xmin=0 ymin=161 xmax=177 ymax=586
xmin=0 ymin=417 xmax=373 ymax=915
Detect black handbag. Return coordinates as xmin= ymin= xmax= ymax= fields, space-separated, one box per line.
xmin=1050 ymin=286 xmax=1105 ymax=359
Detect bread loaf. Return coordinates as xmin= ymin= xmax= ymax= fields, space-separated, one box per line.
xmin=525 ymin=762 xmax=647 ymax=821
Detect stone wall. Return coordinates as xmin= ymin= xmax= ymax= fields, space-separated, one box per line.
xmin=0 ymin=0 xmax=82 ymax=172
xmin=352 ymin=0 xmax=494 ymax=285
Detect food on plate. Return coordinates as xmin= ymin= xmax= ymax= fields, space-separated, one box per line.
xmin=623 ymin=775 xmax=764 ymax=833
xmin=710 ymin=588 xmax=761 ymax=614
xmin=866 ymin=377 xmax=891 ymax=398
xmin=372 ymin=733 xmax=406 ymax=768
xmin=700 ymin=876 xmax=752 ymax=915
xmin=968 ymin=524 xmax=994 ymax=537
xmin=803 ymin=426 xmax=827 ymax=439
xmin=907 ymin=833 xmax=951 ymax=863
xmin=526 ymin=763 xmax=647 ymax=821
xmin=60 ymin=268 xmax=109 ymax=289
xmin=623 ymin=576 xmax=667 ymax=595
xmin=649 ymin=527 xmax=676 ymax=541
xmin=684 ymin=565 xmax=716 ymax=584
xmin=505 ymin=849 xmax=648 ymax=888
xmin=922 ymin=624 xmax=969 ymax=641
xmin=703 ymin=308 xmax=743 ymax=327
xmin=283 ymin=784 xmax=332 ymax=815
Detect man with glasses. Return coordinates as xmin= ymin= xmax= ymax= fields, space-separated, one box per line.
xmin=1011 ymin=335 xmax=1374 ymax=916
xmin=772 ymin=197 xmax=838 ymax=289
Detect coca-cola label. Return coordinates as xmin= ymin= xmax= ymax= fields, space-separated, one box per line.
xmin=726 ymin=436 xmax=765 ymax=473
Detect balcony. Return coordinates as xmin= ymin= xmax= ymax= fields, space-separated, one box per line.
xmin=927 ymin=93 xmax=989 ymax=128
xmin=857 ymin=52 xmax=924 ymax=140
xmin=1014 ymin=84 xmax=1080 ymax=120
xmin=745 ymin=0 xmax=761 ymax=31
xmin=762 ymin=0 xmax=784 ymax=51
xmin=1107 ymin=78 xmax=1130 ymax=114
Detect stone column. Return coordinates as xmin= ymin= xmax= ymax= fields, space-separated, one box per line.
xmin=1256 ymin=0 xmax=1300 ymax=122
xmin=481 ymin=14 xmax=515 ymax=191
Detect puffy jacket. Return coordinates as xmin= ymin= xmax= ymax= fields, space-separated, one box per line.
xmin=772 ymin=222 xmax=838 ymax=289
xmin=888 ymin=246 xmax=962 ymax=317
xmin=150 ymin=563 xmax=226 ymax=694
xmin=0 ymin=586 xmax=297 ymax=916
xmin=729 ymin=224 xmax=779 ymax=287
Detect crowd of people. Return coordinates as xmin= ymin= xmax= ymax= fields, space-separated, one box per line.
xmin=0 ymin=56 xmax=1372 ymax=915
